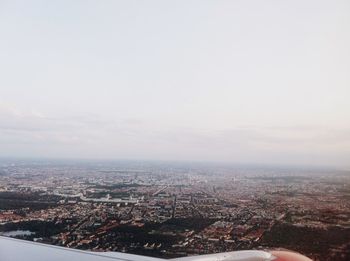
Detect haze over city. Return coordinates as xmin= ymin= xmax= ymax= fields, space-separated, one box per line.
xmin=0 ymin=0 xmax=349 ymax=167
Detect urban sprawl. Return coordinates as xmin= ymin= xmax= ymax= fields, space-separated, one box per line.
xmin=0 ymin=160 xmax=349 ymax=261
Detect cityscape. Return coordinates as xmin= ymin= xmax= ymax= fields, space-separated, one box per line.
xmin=0 ymin=159 xmax=349 ymax=261
xmin=1 ymin=1 xmax=349 ymax=261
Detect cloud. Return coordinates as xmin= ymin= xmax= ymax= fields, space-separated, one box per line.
xmin=0 ymin=102 xmax=349 ymax=167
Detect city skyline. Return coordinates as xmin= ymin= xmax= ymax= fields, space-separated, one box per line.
xmin=0 ymin=159 xmax=349 ymax=260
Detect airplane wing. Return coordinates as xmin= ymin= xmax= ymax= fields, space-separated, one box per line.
xmin=0 ymin=236 xmax=311 ymax=261
xmin=0 ymin=236 xmax=158 ymax=261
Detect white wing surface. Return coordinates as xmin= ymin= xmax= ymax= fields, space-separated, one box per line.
xmin=0 ymin=236 xmax=159 ymax=261
xmin=0 ymin=236 xmax=311 ymax=261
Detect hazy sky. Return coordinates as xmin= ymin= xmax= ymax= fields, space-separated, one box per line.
xmin=0 ymin=1 xmax=349 ymax=167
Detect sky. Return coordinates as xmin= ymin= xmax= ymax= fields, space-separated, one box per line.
xmin=0 ymin=0 xmax=349 ymax=168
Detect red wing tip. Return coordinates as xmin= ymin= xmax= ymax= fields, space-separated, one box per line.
xmin=270 ymin=251 xmax=312 ymax=261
